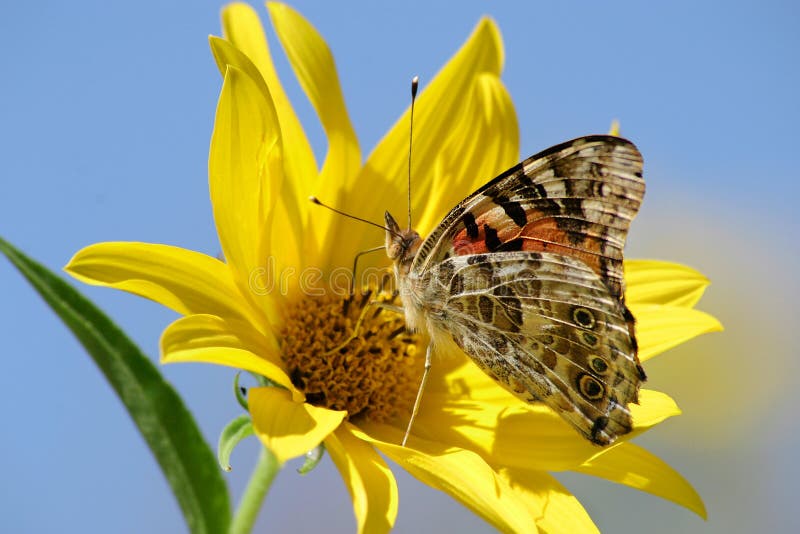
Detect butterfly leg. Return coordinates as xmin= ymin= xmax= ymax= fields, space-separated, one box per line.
xmin=347 ymin=245 xmax=385 ymax=297
xmin=402 ymin=343 xmax=432 ymax=447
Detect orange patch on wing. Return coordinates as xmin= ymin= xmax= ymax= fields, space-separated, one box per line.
xmin=452 ymin=212 xmax=607 ymax=279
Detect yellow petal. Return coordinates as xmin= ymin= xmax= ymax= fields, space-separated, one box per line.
xmin=415 ymin=390 xmax=598 ymax=471
xmin=355 ymin=423 xmax=537 ymax=534
xmin=404 ymin=361 xmax=598 ymax=470
xmin=415 ymin=358 xmax=599 ymax=469
xmin=220 ymin=3 xmax=319 ymax=218
xmin=325 ymin=17 xmax=507 ymax=269
xmin=160 ymin=314 xmax=301 ymax=400
xmin=211 ymin=63 xmax=296 ymax=319
xmin=625 ymin=260 xmax=711 ymax=308
xmin=208 ymin=36 xmax=307 ymax=276
xmin=414 ymin=73 xmax=519 ymax=235
xmin=249 ymin=387 xmax=345 ymax=464
xmin=325 ymin=425 xmax=398 ymax=534
xmin=631 ymin=304 xmax=724 ymax=362
xmin=210 ymin=62 xmax=278 ymax=270
xmin=630 ymin=389 xmax=682 ymax=430
xmin=412 ymin=362 xmax=680 ymax=471
xmin=220 ymin=3 xmax=275 ymax=75
xmin=499 ymin=468 xmax=599 ymax=534
xmin=268 ymin=2 xmax=361 ymax=188
xmin=267 ymin=3 xmax=361 ymax=262
xmin=209 ymin=35 xmax=272 ymax=104
xmin=608 ymin=119 xmax=621 ymax=136
xmin=65 ymin=242 xmax=264 ymax=328
xmin=576 ymin=442 xmax=707 ymax=519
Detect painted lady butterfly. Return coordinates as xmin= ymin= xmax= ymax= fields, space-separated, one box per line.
xmin=386 ymin=135 xmax=646 ymax=446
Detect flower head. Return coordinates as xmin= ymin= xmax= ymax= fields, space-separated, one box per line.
xmin=65 ymin=3 xmax=721 ymax=532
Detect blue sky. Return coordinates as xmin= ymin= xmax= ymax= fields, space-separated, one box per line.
xmin=1 ymin=1 xmax=798 ymax=532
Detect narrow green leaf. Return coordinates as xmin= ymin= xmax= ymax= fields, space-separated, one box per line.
xmin=0 ymin=237 xmax=231 ymax=534
xmin=297 ymin=444 xmax=326 ymax=475
xmin=218 ymin=414 xmax=255 ymax=471
xmin=233 ymin=372 xmax=249 ymax=410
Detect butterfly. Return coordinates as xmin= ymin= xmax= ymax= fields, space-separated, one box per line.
xmin=385 ymin=135 xmax=646 ymax=446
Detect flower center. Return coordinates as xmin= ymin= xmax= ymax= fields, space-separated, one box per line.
xmin=280 ymin=288 xmax=422 ymax=423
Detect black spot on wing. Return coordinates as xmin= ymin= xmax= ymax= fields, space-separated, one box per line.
xmin=492 ymin=195 xmax=527 ymax=227
xmin=497 ymin=238 xmax=524 ymax=252
xmin=483 ymin=224 xmax=502 ymax=252
xmin=621 ymin=303 xmax=639 ymax=355
xmin=462 ymin=212 xmax=479 ymax=238
xmin=622 ymin=305 xmax=635 ymax=322
xmin=590 ymin=416 xmax=610 ymax=444
xmin=636 ymin=364 xmax=647 ymax=382
xmin=516 ymin=170 xmax=548 ymax=198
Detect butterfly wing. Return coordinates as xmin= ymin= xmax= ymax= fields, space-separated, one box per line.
xmin=404 ymin=135 xmax=646 ymax=444
xmin=412 ymin=135 xmax=644 ymax=301
xmin=425 ymin=251 xmax=645 ymax=445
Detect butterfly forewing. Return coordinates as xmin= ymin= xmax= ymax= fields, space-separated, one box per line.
xmin=413 ymin=135 xmax=645 ymax=301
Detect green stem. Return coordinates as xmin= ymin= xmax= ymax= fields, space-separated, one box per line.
xmin=229 ymin=447 xmax=281 ymax=534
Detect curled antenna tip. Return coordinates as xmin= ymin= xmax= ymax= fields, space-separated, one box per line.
xmin=411 ymin=76 xmax=419 ymax=97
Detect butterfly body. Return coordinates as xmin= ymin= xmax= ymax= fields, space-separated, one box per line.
xmin=386 ymin=135 xmax=646 ymax=446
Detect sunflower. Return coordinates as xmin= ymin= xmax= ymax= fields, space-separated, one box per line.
xmin=65 ymin=3 xmax=721 ymax=532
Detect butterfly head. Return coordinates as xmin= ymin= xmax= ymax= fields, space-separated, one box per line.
xmin=384 ymin=211 xmax=421 ymax=272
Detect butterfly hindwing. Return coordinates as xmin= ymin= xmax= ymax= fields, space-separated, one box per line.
xmin=423 ymin=251 xmax=644 ymax=445
xmin=413 ymin=135 xmax=644 ymax=301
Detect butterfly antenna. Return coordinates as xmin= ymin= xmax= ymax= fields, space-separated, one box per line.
xmin=309 ymin=196 xmax=401 ymax=238
xmin=407 ymin=76 xmax=419 ymax=231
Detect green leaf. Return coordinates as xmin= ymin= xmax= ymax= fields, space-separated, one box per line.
xmin=218 ymin=414 xmax=255 ymax=471
xmin=297 ymin=444 xmax=326 ymax=475
xmin=0 ymin=237 xmax=231 ymax=534
xmin=233 ymin=372 xmax=249 ymax=410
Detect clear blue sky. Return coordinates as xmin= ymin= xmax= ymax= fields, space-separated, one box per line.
xmin=2 ymin=1 xmax=798 ymax=532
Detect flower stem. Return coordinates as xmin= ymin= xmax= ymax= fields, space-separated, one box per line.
xmin=229 ymin=446 xmax=281 ymax=534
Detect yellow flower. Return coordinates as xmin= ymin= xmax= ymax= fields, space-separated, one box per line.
xmin=65 ymin=3 xmax=722 ymax=532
